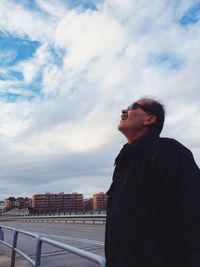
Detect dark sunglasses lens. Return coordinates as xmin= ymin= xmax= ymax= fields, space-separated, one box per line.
xmin=127 ymin=102 xmax=150 ymax=112
xmin=127 ymin=103 xmax=136 ymax=110
xmin=132 ymin=103 xmax=140 ymax=109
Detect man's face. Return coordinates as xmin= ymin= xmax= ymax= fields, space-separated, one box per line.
xmin=118 ymin=99 xmax=154 ymax=135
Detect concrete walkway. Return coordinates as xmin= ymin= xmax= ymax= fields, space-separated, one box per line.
xmin=0 ymin=250 xmax=30 ymax=267
xmin=0 ymin=250 xmax=11 ymax=267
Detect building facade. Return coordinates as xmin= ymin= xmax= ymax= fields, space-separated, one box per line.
xmin=93 ymin=192 xmax=108 ymax=211
xmin=32 ymin=192 xmax=84 ymax=212
xmin=83 ymin=197 xmax=93 ymax=211
xmin=4 ymin=197 xmax=16 ymax=211
xmin=4 ymin=197 xmax=30 ymax=211
xmin=63 ymin=193 xmax=84 ymax=211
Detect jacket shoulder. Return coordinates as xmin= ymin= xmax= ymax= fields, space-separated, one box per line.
xmin=152 ymin=137 xmax=192 ymax=157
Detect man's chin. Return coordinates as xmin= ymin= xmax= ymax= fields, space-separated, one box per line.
xmin=118 ymin=122 xmax=125 ymax=132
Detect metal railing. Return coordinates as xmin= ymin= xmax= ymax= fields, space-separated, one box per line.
xmin=0 ymin=225 xmax=106 ymax=267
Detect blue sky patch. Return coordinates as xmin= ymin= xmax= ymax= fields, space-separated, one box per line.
xmin=0 ymin=32 xmax=42 ymax=102
xmin=0 ymin=92 xmax=23 ymax=102
xmin=0 ymin=70 xmax=24 ymax=81
xmin=9 ymin=70 xmax=24 ymax=81
xmin=0 ymin=32 xmax=40 ymax=67
xmin=12 ymin=0 xmax=42 ymax=13
xmin=0 ymin=92 xmax=35 ymax=103
xmin=179 ymin=2 xmax=200 ymax=26
xmin=50 ymin=47 xmax=65 ymax=66
xmin=0 ymin=80 xmax=42 ymax=103
xmin=16 ymin=76 xmax=42 ymax=97
xmin=12 ymin=0 xmax=101 ymax=12
xmin=149 ymin=52 xmax=184 ymax=71
xmin=68 ymin=0 xmax=101 ymax=11
xmin=26 ymin=77 xmax=43 ymax=95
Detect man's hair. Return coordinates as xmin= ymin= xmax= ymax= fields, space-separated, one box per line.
xmin=144 ymin=99 xmax=165 ymax=136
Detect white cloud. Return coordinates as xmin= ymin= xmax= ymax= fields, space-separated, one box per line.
xmin=36 ymin=0 xmax=69 ymax=19
xmin=0 ymin=102 xmax=31 ymax=140
xmin=16 ymin=44 xmax=51 ymax=84
xmin=55 ymin=9 xmax=127 ymax=71
xmin=0 ymin=0 xmax=56 ymax=42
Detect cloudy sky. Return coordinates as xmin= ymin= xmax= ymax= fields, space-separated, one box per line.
xmin=0 ymin=0 xmax=200 ymax=200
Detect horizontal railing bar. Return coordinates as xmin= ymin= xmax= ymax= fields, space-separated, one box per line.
xmin=40 ymin=236 xmax=106 ymax=266
xmin=0 ymin=225 xmax=16 ymax=231
xmin=14 ymin=248 xmax=35 ymax=266
xmin=0 ymin=240 xmax=13 ymax=249
xmin=0 ymin=226 xmax=37 ymax=238
xmin=14 ymin=229 xmax=38 ymax=238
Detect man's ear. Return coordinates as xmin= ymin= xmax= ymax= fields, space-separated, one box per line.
xmin=143 ymin=115 xmax=156 ymax=126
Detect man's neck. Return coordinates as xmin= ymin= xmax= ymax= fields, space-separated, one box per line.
xmin=125 ymin=130 xmax=149 ymax=144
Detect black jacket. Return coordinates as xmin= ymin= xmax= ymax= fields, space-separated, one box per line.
xmin=105 ymin=133 xmax=200 ymax=267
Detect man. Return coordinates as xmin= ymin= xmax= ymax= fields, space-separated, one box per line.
xmin=105 ymin=98 xmax=200 ymax=267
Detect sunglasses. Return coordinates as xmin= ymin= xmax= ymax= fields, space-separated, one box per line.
xmin=127 ymin=102 xmax=153 ymax=114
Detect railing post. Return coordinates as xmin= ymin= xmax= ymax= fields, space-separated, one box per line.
xmin=35 ymin=234 xmax=42 ymax=267
xmin=11 ymin=229 xmax=18 ymax=267
xmin=0 ymin=227 xmax=4 ymax=241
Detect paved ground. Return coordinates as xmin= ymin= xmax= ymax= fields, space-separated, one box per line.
xmin=0 ymin=250 xmax=30 ymax=267
xmin=0 ymin=250 xmax=11 ymax=267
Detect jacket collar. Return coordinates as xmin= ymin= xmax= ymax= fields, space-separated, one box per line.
xmin=127 ymin=132 xmax=159 ymax=152
xmin=115 ymin=132 xmax=159 ymax=164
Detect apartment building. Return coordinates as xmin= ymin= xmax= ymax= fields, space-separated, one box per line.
xmin=83 ymin=197 xmax=93 ymax=211
xmin=63 ymin=193 xmax=84 ymax=211
xmin=4 ymin=197 xmax=30 ymax=211
xmin=93 ymin=192 xmax=108 ymax=211
xmin=32 ymin=193 xmax=51 ymax=211
xmin=15 ymin=197 xmax=30 ymax=209
xmin=4 ymin=197 xmax=16 ymax=210
xmin=49 ymin=193 xmax=63 ymax=211
xmin=32 ymin=192 xmax=84 ymax=212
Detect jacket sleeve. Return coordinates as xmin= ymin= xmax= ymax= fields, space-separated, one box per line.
xmin=156 ymin=140 xmax=200 ymax=267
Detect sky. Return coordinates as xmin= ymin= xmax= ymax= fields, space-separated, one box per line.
xmin=0 ymin=0 xmax=200 ymax=200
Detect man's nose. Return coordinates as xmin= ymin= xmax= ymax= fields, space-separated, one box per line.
xmin=122 ymin=108 xmax=128 ymax=113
